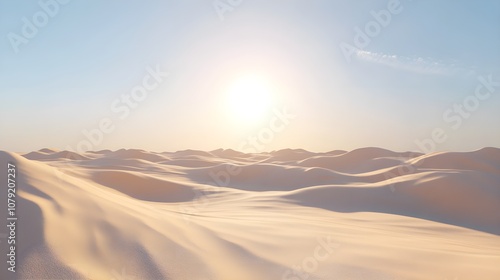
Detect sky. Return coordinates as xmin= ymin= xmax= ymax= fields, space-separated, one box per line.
xmin=1 ymin=0 xmax=499 ymax=153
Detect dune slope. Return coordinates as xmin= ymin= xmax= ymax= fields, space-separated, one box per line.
xmin=0 ymin=148 xmax=499 ymax=280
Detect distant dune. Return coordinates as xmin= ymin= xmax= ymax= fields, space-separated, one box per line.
xmin=0 ymin=148 xmax=499 ymax=279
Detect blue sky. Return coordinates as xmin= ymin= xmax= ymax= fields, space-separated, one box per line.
xmin=1 ymin=0 xmax=499 ymax=152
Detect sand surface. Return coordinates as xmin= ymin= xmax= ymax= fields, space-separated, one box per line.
xmin=1 ymin=147 xmax=499 ymax=280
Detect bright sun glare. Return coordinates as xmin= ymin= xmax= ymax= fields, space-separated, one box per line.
xmin=226 ymin=75 xmax=274 ymax=123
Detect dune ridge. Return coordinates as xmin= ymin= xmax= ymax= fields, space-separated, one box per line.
xmin=0 ymin=147 xmax=499 ymax=279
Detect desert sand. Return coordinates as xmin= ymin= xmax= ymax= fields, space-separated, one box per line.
xmin=0 ymin=147 xmax=499 ymax=280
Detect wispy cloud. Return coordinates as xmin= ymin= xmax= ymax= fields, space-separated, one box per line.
xmin=355 ymin=50 xmax=474 ymax=76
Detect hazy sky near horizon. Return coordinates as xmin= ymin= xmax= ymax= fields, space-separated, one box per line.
xmin=1 ymin=0 xmax=499 ymax=153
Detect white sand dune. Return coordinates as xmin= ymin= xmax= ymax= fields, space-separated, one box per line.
xmin=1 ymin=148 xmax=499 ymax=280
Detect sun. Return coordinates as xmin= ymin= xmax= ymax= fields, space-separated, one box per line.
xmin=225 ymin=75 xmax=274 ymax=123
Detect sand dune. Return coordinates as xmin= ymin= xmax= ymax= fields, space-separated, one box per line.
xmin=23 ymin=150 xmax=91 ymax=161
xmin=92 ymin=170 xmax=198 ymax=203
xmin=408 ymin=147 xmax=500 ymax=174
xmin=296 ymin=147 xmax=423 ymax=174
xmin=284 ymin=170 xmax=500 ymax=234
xmin=1 ymin=148 xmax=499 ymax=279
